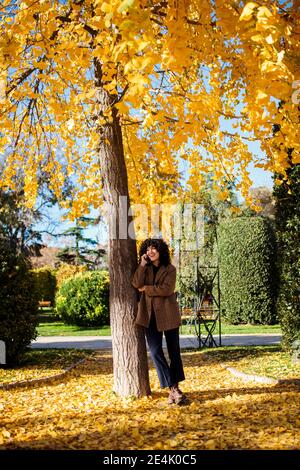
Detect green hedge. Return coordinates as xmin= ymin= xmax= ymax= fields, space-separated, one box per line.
xmin=31 ymin=266 xmax=57 ymax=304
xmin=0 ymin=239 xmax=39 ymax=366
xmin=273 ymin=164 xmax=300 ymax=350
xmin=218 ymin=216 xmax=278 ymax=324
xmin=55 ymin=270 xmax=109 ymax=326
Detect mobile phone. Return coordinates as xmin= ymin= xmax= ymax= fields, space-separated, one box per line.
xmin=145 ymin=255 xmax=151 ymax=264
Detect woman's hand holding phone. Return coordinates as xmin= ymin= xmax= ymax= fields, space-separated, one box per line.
xmin=141 ymin=254 xmax=151 ymax=267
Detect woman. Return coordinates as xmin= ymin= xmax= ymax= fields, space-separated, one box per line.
xmin=131 ymin=238 xmax=188 ymax=405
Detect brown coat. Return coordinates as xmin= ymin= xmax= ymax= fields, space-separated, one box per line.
xmin=131 ymin=263 xmax=182 ymax=332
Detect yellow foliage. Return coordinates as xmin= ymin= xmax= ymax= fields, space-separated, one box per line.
xmin=0 ymin=0 xmax=299 ymax=216
xmin=55 ymin=263 xmax=88 ymax=288
xmin=239 ymin=3 xmax=259 ymax=22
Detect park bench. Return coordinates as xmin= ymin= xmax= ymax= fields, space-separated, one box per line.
xmin=38 ymin=300 xmax=52 ymax=308
xmin=180 ymin=296 xmax=220 ymax=348
xmin=180 ymin=302 xmax=216 ymax=322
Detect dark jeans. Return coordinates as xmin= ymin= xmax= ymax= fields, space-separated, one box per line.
xmin=145 ymin=312 xmax=185 ymax=388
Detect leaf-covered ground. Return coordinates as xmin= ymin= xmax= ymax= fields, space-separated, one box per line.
xmin=0 ymin=348 xmax=299 ymax=450
xmin=0 ymin=350 xmax=93 ymax=384
xmin=217 ymin=346 xmax=300 ymax=380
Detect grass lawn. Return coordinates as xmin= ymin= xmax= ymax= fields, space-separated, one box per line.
xmin=37 ymin=321 xmax=111 ymax=336
xmin=181 ymin=322 xmax=281 ymax=336
xmin=37 ymin=313 xmax=282 ymax=337
xmin=199 ymin=345 xmax=300 ymax=380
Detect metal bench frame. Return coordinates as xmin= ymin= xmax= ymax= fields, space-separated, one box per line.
xmin=177 ymin=262 xmax=222 ymax=349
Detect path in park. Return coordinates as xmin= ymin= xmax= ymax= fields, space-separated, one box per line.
xmin=31 ymin=334 xmax=282 ymax=350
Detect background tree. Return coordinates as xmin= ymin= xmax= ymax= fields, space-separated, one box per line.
xmin=0 ymin=167 xmax=78 ymax=258
xmin=55 ymin=216 xmax=106 ymax=269
xmin=240 ymin=187 xmax=276 ymax=219
xmin=0 ymin=187 xmax=46 ymax=256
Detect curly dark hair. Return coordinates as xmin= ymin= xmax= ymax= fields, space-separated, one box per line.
xmin=139 ymin=238 xmax=171 ymax=267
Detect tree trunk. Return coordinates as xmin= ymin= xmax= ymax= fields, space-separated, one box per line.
xmin=94 ymin=59 xmax=151 ymax=397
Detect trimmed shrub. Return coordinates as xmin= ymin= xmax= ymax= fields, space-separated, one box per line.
xmin=31 ymin=266 xmax=57 ymax=304
xmin=273 ymin=164 xmax=300 ymax=350
xmin=55 ymin=270 xmax=109 ymax=326
xmin=218 ymin=216 xmax=278 ymax=324
xmin=55 ymin=262 xmax=88 ymax=289
xmin=0 ymin=239 xmax=39 ymax=366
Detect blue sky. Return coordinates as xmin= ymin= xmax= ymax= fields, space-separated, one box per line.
xmin=247 ymin=162 xmax=273 ymax=188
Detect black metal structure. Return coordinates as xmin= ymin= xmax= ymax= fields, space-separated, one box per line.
xmin=177 ymin=247 xmax=222 ymax=349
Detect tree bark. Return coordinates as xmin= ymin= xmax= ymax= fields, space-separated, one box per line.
xmin=94 ymin=59 xmax=151 ymax=397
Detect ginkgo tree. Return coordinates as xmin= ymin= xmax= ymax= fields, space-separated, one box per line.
xmin=0 ymin=0 xmax=299 ymax=397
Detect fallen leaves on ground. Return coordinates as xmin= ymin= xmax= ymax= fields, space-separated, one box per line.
xmin=226 ymin=348 xmax=300 ymax=380
xmin=208 ymin=346 xmax=300 ymax=380
xmin=0 ymin=349 xmax=299 ymax=450
xmin=0 ymin=350 xmax=92 ymax=384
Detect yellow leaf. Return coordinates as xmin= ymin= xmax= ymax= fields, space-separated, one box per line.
xmin=101 ymin=2 xmax=111 ymax=13
xmin=105 ymin=17 xmax=112 ymax=28
xmin=120 ymin=20 xmax=135 ymax=30
xmin=117 ymin=0 xmax=135 ymax=14
xmin=66 ymin=118 xmax=75 ymax=131
xmin=256 ymin=90 xmax=268 ymax=101
xmin=140 ymin=57 xmax=152 ymax=70
xmin=84 ymin=89 xmax=96 ymax=99
xmin=205 ymin=439 xmax=217 ymax=449
xmin=115 ymin=101 xmax=129 ymax=114
xmin=257 ymin=6 xmax=272 ymax=19
xmin=260 ymin=61 xmax=278 ymax=74
xmin=239 ymin=2 xmax=258 ymax=22
xmin=265 ymin=34 xmax=275 ymax=44
xmin=250 ymin=34 xmax=263 ymax=42
xmin=138 ymin=40 xmax=150 ymax=52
